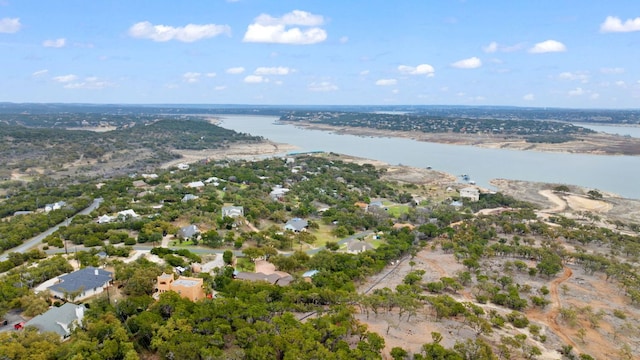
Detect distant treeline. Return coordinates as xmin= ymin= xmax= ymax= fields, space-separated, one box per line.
xmin=280 ymin=111 xmax=595 ymax=141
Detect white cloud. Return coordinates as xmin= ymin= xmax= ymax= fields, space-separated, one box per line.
xmin=600 ymin=16 xmax=640 ymax=33
xmin=483 ymin=41 xmax=498 ymax=53
xmin=558 ymin=71 xmax=589 ymax=83
xmin=451 ymin=57 xmax=482 ymax=69
xmin=523 ymin=93 xmax=535 ymax=101
xmin=254 ymin=66 xmax=292 ymax=75
xmin=42 ymin=38 xmax=66 ymax=48
xmin=0 ymin=17 xmax=20 ymax=33
xmin=391 ymin=89 xmax=399 ymax=94
xmin=601 ymin=67 xmax=625 ymax=74
xmin=568 ymin=87 xmax=585 ymax=96
xmin=244 ymin=75 xmax=268 ymax=83
xmin=214 ymin=85 xmax=227 ymax=91
xmin=129 ymin=21 xmax=231 ymax=42
xmin=53 ymin=74 xmax=78 ymax=83
xmin=398 ymin=64 xmax=435 ymax=76
xmin=482 ymin=41 xmax=523 ymax=53
xmin=226 ymin=67 xmax=245 ymax=74
xmin=359 ymin=70 xmax=370 ymax=76
xmin=59 ymin=76 xmax=113 ymax=89
xmin=339 ymin=36 xmax=349 ymax=44
xmin=183 ymin=72 xmax=201 ymax=83
xmin=32 ymin=69 xmax=49 ymax=77
xmin=590 ymin=93 xmax=600 ymax=100
xmin=529 ymin=40 xmax=566 ymax=53
xmin=243 ymin=10 xmax=327 ymax=45
xmin=615 ymin=80 xmax=626 ymax=87
xmin=206 ymin=72 xmax=216 ymax=78
xmin=376 ymin=79 xmax=397 ymax=86
xmin=308 ymin=81 xmax=338 ymax=92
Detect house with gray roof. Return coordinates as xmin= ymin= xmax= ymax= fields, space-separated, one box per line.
xmin=48 ymin=267 xmax=112 ymax=301
xmin=181 ymin=194 xmax=199 ymax=202
xmin=284 ymin=218 xmax=308 ymax=232
xmin=25 ymin=303 xmax=84 ymax=339
xmin=345 ymin=239 xmax=374 ymax=254
xmin=222 ymin=206 xmax=244 ymax=218
xmin=177 ymin=225 xmax=200 ymax=239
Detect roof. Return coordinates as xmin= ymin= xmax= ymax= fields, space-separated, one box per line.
xmin=25 ymin=303 xmax=84 ymax=338
xmin=235 ymin=272 xmax=293 ymax=286
xmin=173 ymin=278 xmax=201 ymax=287
xmin=187 ymin=181 xmax=205 ymax=188
xmin=346 ymin=240 xmax=374 ymax=252
xmin=178 ymin=225 xmax=199 ymax=238
xmin=284 ymin=218 xmax=308 ymax=231
xmin=302 ymin=270 xmax=319 ymax=278
xmin=48 ymin=267 xmax=112 ymax=294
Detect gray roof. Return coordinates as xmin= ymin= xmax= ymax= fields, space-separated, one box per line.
xmin=48 ymin=267 xmax=112 ymax=294
xmin=284 ymin=218 xmax=308 ymax=232
xmin=25 ymin=303 xmax=84 ymax=338
xmin=178 ymin=225 xmax=199 ymax=238
xmin=346 ymin=240 xmax=374 ymax=253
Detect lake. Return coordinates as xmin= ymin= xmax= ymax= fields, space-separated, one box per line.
xmin=217 ymin=115 xmax=640 ymax=199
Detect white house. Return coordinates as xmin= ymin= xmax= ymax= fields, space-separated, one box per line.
xmin=222 ymin=206 xmax=244 ymax=218
xmin=48 ymin=267 xmax=113 ymax=301
xmin=97 ymin=215 xmax=113 ymax=224
xmin=44 ymin=201 xmax=66 ymax=213
xmin=460 ymin=187 xmax=480 ymax=202
xmin=187 ymin=181 xmax=205 ymax=189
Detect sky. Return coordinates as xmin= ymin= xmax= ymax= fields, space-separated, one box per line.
xmin=1 ymin=0 xmax=640 ymax=108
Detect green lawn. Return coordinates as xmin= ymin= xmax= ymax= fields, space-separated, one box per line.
xmin=236 ymin=257 xmax=255 ymax=272
xmin=386 ymin=204 xmax=410 ymax=217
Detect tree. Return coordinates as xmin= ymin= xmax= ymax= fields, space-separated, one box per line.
xmin=223 ymin=250 xmax=233 ymax=266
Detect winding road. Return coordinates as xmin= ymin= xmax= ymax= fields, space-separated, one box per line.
xmin=0 ymin=198 xmax=103 ymax=262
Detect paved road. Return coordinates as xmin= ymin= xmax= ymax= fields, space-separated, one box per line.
xmin=0 ymin=198 xmax=103 ymax=262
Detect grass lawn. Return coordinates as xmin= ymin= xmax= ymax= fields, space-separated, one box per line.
xmin=236 ymin=257 xmax=255 ymax=272
xmin=311 ymin=223 xmax=338 ymax=246
xmin=386 ymin=204 xmax=410 ymax=217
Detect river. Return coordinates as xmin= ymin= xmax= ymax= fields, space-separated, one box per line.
xmin=216 ymin=115 xmax=640 ymax=199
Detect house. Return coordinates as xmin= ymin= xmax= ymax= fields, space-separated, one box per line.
xmin=234 ymin=271 xmax=294 ymax=286
xmin=302 ymin=270 xmax=319 ymax=283
xmin=221 ymin=206 xmax=244 ymax=218
xmin=354 ymin=201 xmax=368 ymax=210
xmin=24 ymin=303 xmax=84 ymax=339
xmin=141 ymin=173 xmax=158 ymax=179
xmin=367 ymin=200 xmax=387 ymax=212
xmin=284 ymin=218 xmax=308 ymax=232
xmin=345 ymin=239 xmax=374 ymax=254
xmin=97 ymin=215 xmax=113 ymax=224
xmin=157 ymin=273 xmax=205 ymax=301
xmin=117 ymin=209 xmax=139 ymax=219
xmin=270 ymin=186 xmax=289 ymax=201
xmin=177 ymin=225 xmax=200 ymax=239
xmin=187 ymin=181 xmax=205 ymax=189
xmin=181 ymin=194 xmax=199 ymax=202
xmin=177 ymin=163 xmax=190 ymax=170
xmin=460 ymin=187 xmax=480 ymax=202
xmin=393 ymin=223 xmax=416 ymax=230
xmin=44 ymin=201 xmax=66 ymax=213
xmin=450 ymin=200 xmax=463 ymax=208
xmin=48 ymin=267 xmax=112 ymax=301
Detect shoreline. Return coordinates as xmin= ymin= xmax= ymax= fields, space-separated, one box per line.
xmin=280 ymin=120 xmax=640 ymax=156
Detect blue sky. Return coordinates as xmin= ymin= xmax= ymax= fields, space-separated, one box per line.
xmin=1 ymin=0 xmax=640 ymax=108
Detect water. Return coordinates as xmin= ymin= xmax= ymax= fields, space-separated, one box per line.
xmin=217 ymin=115 xmax=640 ymax=199
xmin=575 ymin=123 xmax=640 ymax=139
